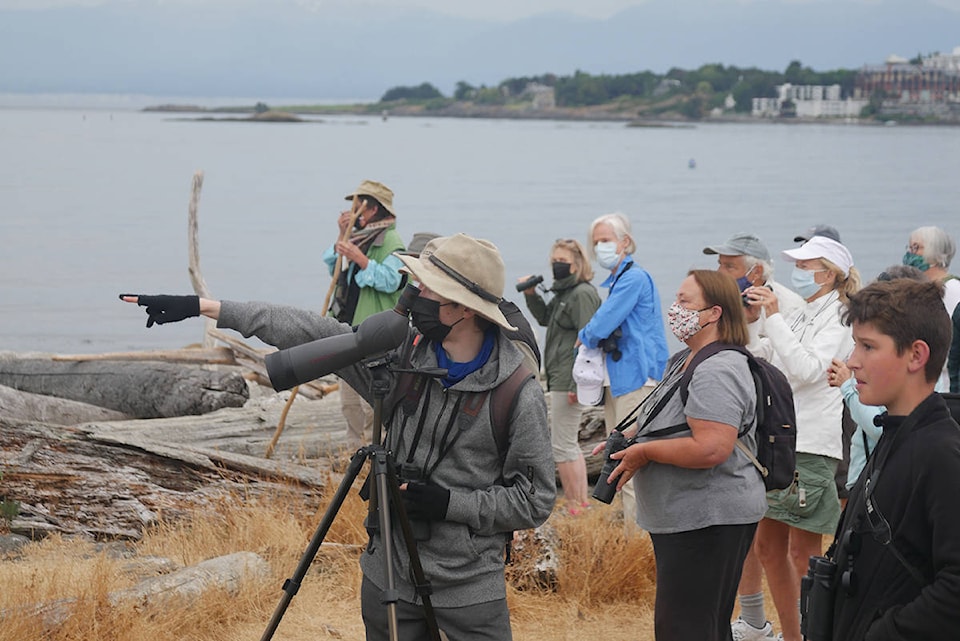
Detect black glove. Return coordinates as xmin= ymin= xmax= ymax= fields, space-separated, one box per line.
xmin=402 ymin=482 xmax=450 ymax=522
xmin=121 ymin=294 xmax=200 ymax=328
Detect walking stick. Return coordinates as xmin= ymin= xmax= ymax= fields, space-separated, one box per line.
xmin=322 ymin=197 xmax=367 ymax=316
xmin=266 ymin=198 xmax=367 ymax=458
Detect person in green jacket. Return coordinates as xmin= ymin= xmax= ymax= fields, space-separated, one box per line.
xmin=322 ymin=180 xmax=405 ymax=446
xmin=521 ymin=238 xmax=600 ymax=514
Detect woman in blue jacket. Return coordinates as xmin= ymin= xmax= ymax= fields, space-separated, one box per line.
xmin=579 ymin=212 xmax=668 ymax=526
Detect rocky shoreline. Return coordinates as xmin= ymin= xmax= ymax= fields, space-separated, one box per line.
xmin=141 ymin=100 xmax=947 ymax=127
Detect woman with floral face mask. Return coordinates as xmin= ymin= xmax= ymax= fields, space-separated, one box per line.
xmin=577 ymin=212 xmax=669 ymax=530
xmin=596 ymin=270 xmax=766 ymax=641
xmin=741 ymin=235 xmax=860 ymax=641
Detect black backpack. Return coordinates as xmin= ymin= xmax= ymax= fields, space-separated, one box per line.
xmin=681 ymin=343 xmax=797 ymax=491
xmin=640 ymin=343 xmax=797 ymax=491
xmin=499 ymin=299 xmax=542 ymax=370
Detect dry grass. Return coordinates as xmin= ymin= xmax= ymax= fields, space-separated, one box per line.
xmin=0 ymin=469 xmax=678 ymax=641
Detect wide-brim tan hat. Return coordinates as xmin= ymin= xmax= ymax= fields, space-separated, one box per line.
xmin=344 ymin=180 xmax=395 ymax=216
xmin=396 ymin=233 xmax=516 ymax=331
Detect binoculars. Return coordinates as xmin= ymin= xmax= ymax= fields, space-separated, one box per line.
xmin=592 ymin=430 xmax=631 ymax=504
xmin=515 ymin=274 xmax=544 ymax=292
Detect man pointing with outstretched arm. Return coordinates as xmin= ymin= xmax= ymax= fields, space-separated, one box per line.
xmin=120 ymin=232 xmax=556 ymax=641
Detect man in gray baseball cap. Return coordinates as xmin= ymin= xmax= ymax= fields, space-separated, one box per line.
xmin=704 ymin=232 xmax=804 ymax=315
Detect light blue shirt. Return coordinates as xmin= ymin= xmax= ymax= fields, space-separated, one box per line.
xmin=841 ymin=374 xmax=947 ymax=489
xmin=322 ymin=244 xmax=404 ymax=293
xmin=840 ymin=377 xmax=883 ymax=490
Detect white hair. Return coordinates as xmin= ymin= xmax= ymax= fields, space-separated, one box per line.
xmin=588 ymin=212 xmax=636 ymax=256
xmin=911 ymin=226 xmax=956 ymax=269
xmin=742 ymin=255 xmax=774 ymax=281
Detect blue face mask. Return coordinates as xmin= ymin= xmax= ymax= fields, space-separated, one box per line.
xmin=791 ymin=266 xmax=823 ymax=300
xmin=735 ymin=275 xmax=751 ymax=292
xmin=902 ymin=252 xmax=930 ymax=272
xmin=594 ymin=241 xmax=621 ymax=270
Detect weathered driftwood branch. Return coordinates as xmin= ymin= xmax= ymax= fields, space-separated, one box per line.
xmin=207 ymin=328 xmax=336 ymax=401
xmin=51 ymin=347 xmax=237 ymax=365
xmin=186 ymin=170 xmax=216 ymax=350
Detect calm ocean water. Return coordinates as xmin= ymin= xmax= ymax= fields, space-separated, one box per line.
xmin=1 ymin=100 xmax=958 ymax=355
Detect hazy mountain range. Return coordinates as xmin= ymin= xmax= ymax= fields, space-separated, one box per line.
xmin=3 ymin=0 xmax=959 ymax=100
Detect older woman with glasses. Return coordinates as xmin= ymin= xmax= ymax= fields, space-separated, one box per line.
xmin=521 ymin=238 xmax=600 ymax=515
xmin=903 ymin=225 xmax=959 ymax=391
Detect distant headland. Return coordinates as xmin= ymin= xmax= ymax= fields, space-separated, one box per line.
xmin=145 ymin=54 xmax=960 ymax=126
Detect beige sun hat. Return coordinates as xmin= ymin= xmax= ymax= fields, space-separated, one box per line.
xmin=344 ymin=180 xmax=395 ymax=216
xmin=396 ymin=233 xmax=516 ymax=331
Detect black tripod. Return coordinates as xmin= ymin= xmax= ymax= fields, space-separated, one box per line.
xmin=259 ymin=355 xmax=443 ymax=641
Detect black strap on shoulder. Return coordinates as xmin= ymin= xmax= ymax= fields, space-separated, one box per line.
xmin=642 ymin=343 xmax=753 ymax=439
xmin=677 ymin=343 xmax=750 ymax=404
xmin=610 ymin=259 xmax=637 ymax=291
xmin=388 ymin=339 xmax=535 ymax=467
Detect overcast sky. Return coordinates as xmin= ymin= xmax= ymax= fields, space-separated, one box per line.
xmin=3 ymin=0 xmax=955 ymax=22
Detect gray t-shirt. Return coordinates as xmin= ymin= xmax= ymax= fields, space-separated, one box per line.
xmin=632 ymin=349 xmax=768 ymax=534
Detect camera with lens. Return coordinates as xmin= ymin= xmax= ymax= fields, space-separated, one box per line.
xmin=597 ymin=327 xmax=623 ymax=362
xmin=799 ymin=555 xmax=837 ymax=641
xmin=515 ymin=274 xmax=544 ymax=292
xmin=592 ymin=430 xmax=632 ymax=504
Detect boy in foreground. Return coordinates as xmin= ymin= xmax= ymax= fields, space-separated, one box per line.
xmin=826 ymin=279 xmax=960 ymax=639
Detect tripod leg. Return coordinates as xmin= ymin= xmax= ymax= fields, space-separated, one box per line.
xmin=258 ymin=447 xmax=369 ymax=641
xmin=380 ymin=455 xmax=444 ymax=641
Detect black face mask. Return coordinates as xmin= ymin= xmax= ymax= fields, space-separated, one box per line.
xmin=552 ymin=261 xmax=572 ymax=281
xmin=410 ymin=297 xmax=459 ymax=343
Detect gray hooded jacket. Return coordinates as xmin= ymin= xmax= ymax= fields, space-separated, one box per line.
xmin=217 ymin=300 xmax=556 ymax=608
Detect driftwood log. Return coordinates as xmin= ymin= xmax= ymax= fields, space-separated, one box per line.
xmin=0 ymin=383 xmax=130 ymax=424
xmin=0 ymin=407 xmax=335 ymax=540
xmin=0 ymin=357 xmax=248 ymax=418
xmin=16 ymin=552 xmax=273 ymax=630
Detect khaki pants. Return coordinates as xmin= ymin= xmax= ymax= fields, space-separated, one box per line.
xmin=603 ymin=384 xmax=654 ymax=533
xmin=339 ymin=377 xmax=374 ymax=446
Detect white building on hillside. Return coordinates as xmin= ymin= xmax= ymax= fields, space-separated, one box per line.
xmin=752 ymin=83 xmax=867 ymax=118
xmin=922 ymin=47 xmax=960 ymax=71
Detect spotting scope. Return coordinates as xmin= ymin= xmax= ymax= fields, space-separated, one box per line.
xmin=265 ymin=284 xmax=419 ymax=391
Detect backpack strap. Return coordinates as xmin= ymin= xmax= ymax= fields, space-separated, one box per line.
xmin=389 ymin=342 xmax=535 ymax=467
xmin=644 ymin=343 xmax=757 ymax=439
xmin=489 ymin=364 xmax=536 ymax=463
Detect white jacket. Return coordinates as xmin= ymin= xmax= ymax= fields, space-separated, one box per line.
xmin=747 ymin=290 xmax=853 ymax=458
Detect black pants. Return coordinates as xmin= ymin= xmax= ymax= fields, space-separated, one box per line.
xmin=650 ymin=522 xmax=758 ymax=641
xmin=360 ymin=576 xmax=512 ymax=641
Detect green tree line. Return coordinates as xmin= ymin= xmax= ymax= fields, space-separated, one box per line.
xmin=380 ymin=61 xmax=859 ymax=114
